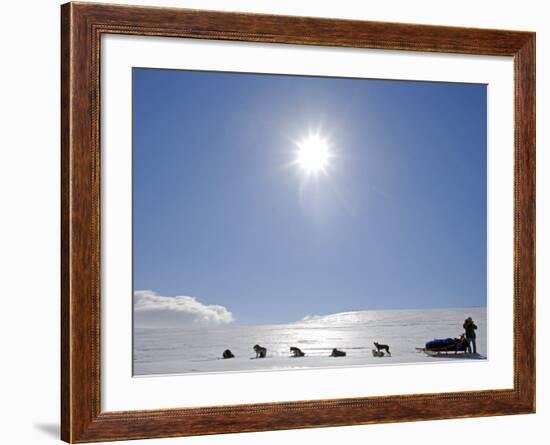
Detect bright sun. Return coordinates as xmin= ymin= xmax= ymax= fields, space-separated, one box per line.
xmin=295 ymin=134 xmax=331 ymax=173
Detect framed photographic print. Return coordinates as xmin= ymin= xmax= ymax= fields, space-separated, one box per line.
xmin=61 ymin=2 xmax=535 ymax=442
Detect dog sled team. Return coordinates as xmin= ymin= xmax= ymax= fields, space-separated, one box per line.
xmin=221 ymin=341 xmax=391 ymax=360
xmin=221 ymin=316 xmax=479 ymax=360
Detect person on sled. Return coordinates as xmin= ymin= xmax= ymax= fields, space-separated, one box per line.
xmin=463 ymin=317 xmax=478 ymax=354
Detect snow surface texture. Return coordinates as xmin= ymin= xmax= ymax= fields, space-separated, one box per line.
xmin=133 ymin=307 xmax=486 ymax=376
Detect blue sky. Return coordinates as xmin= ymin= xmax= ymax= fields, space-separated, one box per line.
xmin=133 ymin=68 xmax=487 ymax=325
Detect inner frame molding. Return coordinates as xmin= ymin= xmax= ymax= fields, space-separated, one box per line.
xmin=61 ymin=2 xmax=535 ymax=443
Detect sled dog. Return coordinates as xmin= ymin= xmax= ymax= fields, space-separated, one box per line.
xmin=222 ymin=349 xmax=234 ymax=359
xmin=373 ymin=342 xmax=391 ymax=356
xmin=330 ymin=348 xmax=346 ymax=357
xmin=290 ymin=346 xmax=305 ymax=357
xmin=372 ymin=349 xmax=385 ymax=357
xmin=253 ymin=344 xmax=267 ymax=358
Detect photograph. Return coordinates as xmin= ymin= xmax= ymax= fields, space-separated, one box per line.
xmin=132 ymin=68 xmax=488 ymax=376
xmin=55 ymin=1 xmax=536 ymax=442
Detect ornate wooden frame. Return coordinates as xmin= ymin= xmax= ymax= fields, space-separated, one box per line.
xmin=61 ymin=2 xmax=535 ymax=442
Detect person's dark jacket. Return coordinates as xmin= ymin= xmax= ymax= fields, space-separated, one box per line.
xmin=463 ymin=320 xmax=477 ymax=339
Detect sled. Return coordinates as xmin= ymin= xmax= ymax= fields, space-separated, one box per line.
xmin=418 ymin=348 xmax=476 ymax=357
xmin=418 ymin=336 xmax=471 ymax=357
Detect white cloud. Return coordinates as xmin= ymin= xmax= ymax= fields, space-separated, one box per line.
xmin=301 ymin=314 xmax=322 ymax=321
xmin=134 ymin=290 xmax=234 ymax=328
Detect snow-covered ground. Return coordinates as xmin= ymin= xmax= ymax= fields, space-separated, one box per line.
xmin=133 ymin=307 xmax=486 ymax=376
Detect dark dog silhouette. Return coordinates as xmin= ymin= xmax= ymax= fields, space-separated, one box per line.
xmin=330 ymin=348 xmax=346 ymax=357
xmin=253 ymin=344 xmax=267 ymax=358
xmin=373 ymin=342 xmax=391 ymax=356
xmin=222 ymin=349 xmax=234 ymax=359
